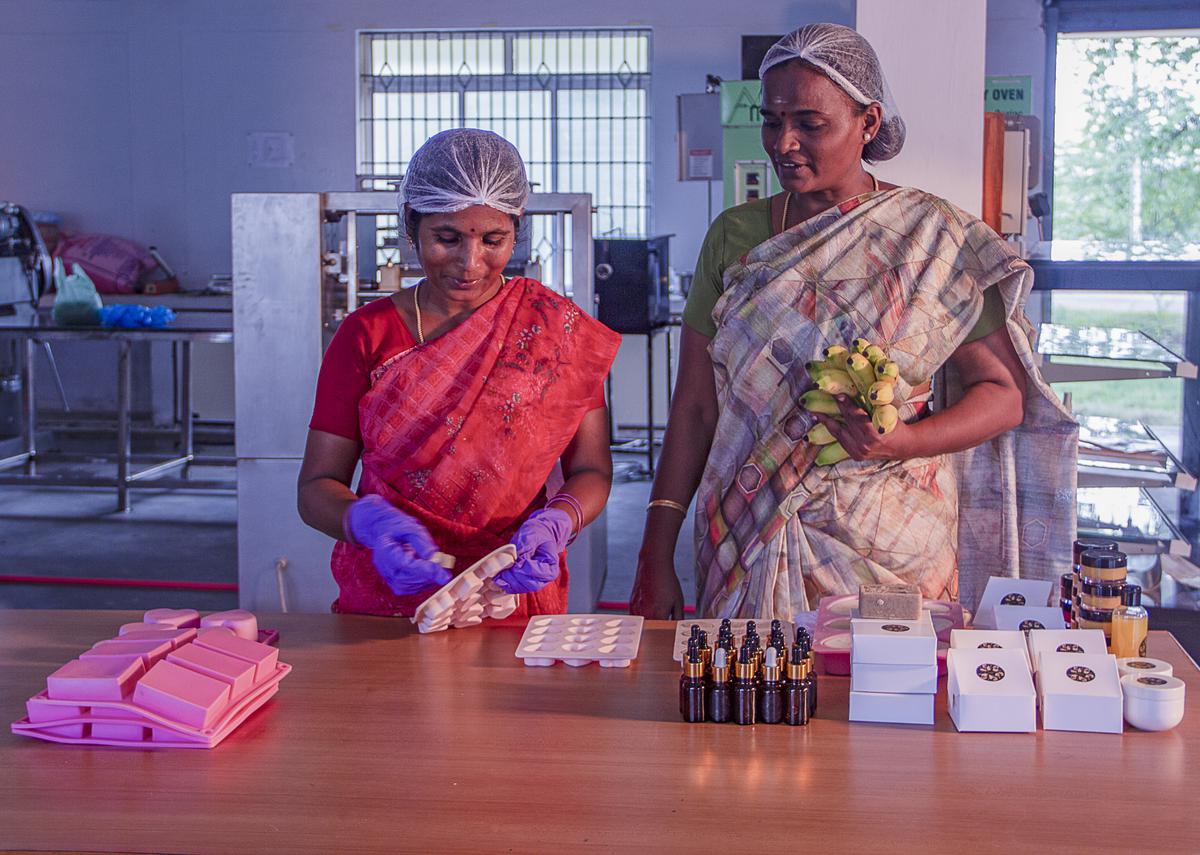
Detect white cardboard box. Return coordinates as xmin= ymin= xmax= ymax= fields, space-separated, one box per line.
xmin=993 ymin=605 xmax=1066 ymax=634
xmin=946 ymin=648 xmax=1036 ymax=733
xmin=851 ymin=662 xmax=939 ymax=694
xmin=949 ymin=629 xmax=1032 ymax=669
xmin=1025 ymin=629 xmax=1108 ymax=673
xmin=849 ymin=689 xmax=935 ymax=725
xmin=974 ymin=578 xmax=1054 ymax=629
xmin=1039 ymin=652 xmax=1123 ymax=734
xmin=851 ymin=611 xmax=937 ymax=665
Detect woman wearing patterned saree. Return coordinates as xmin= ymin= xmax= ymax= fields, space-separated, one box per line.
xmin=631 ymin=24 xmax=1076 ymax=620
xmin=299 ymin=129 xmax=620 ymax=617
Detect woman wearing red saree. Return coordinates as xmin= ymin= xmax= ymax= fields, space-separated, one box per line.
xmin=298 ymin=129 xmax=620 ymax=617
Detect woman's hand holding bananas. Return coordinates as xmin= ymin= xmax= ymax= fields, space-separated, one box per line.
xmin=801 ymin=339 xmax=916 ymax=465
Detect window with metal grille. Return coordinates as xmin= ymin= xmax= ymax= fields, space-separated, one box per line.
xmin=357 ymin=28 xmax=652 ymax=293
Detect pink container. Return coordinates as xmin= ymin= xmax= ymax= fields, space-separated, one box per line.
xmin=195 ymin=630 xmax=279 ymax=681
xmin=108 ymin=627 xmax=197 ymax=648
xmin=46 ymin=658 xmax=144 ymax=702
xmin=167 ymin=644 xmax=256 ymax=699
xmin=144 ymin=608 xmax=201 ymax=629
xmin=83 ymin=639 xmax=172 ymax=669
xmin=120 ymin=621 xmax=172 ymax=635
xmin=133 ymin=660 xmax=231 ymax=730
xmin=200 ymin=609 xmax=259 ymax=641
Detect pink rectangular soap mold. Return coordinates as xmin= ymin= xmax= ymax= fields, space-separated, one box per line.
xmin=12 ymin=608 xmax=290 ymax=749
xmin=515 ymin=615 xmax=644 ymax=667
xmin=813 ymin=594 xmax=963 ymax=676
xmin=412 ymin=545 xmax=520 ymax=633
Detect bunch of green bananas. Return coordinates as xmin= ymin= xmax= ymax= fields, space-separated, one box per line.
xmin=801 ymin=337 xmax=902 ymax=465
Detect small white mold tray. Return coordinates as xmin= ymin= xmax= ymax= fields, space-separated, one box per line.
xmin=412 ymin=545 xmax=519 ymax=634
xmin=515 ymin=615 xmax=644 ymax=667
xmin=671 ymin=618 xmax=793 ymax=662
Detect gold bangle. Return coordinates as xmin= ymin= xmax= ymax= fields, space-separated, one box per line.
xmin=647 ymin=499 xmax=688 ymax=515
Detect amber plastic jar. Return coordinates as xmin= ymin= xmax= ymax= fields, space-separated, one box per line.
xmin=1080 ymin=549 xmax=1128 ymax=584
xmin=1077 ymin=604 xmax=1114 ymax=637
xmin=1080 ymin=579 xmax=1125 ymax=611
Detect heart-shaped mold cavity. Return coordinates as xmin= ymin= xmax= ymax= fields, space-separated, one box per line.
xmin=605 ymin=619 xmax=626 ymax=627
xmin=823 ymin=617 xmax=852 ymax=631
xmin=534 ymin=617 xmax=554 ymax=627
xmin=819 ymin=632 xmax=852 ymax=650
xmin=564 ymin=634 xmax=590 ymax=643
xmin=571 ymin=618 xmax=599 ymax=626
xmin=522 ymin=643 xmax=544 ymax=652
xmin=562 ymin=643 xmax=589 ymax=652
xmin=598 ymin=644 xmax=619 ymax=654
xmin=827 ymin=597 xmax=856 ymax=616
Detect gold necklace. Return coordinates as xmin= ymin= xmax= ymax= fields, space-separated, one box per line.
xmin=780 ymin=172 xmax=880 ymax=233
xmin=413 ymin=281 xmax=425 ymax=345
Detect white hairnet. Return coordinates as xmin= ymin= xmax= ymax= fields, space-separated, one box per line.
xmin=758 ymin=23 xmax=905 ymax=162
xmin=400 ymin=128 xmax=530 ymax=216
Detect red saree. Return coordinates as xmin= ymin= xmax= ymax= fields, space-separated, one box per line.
xmin=330 ymin=277 xmax=620 ymax=617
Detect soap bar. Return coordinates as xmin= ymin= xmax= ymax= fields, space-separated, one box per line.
xmin=199 ymin=609 xmax=259 ymax=641
xmin=858 ymin=584 xmax=922 ymax=620
xmin=133 ymin=660 xmax=231 ymax=730
xmin=144 ymin=608 xmax=201 ymax=629
xmin=46 ymin=658 xmax=144 ymax=701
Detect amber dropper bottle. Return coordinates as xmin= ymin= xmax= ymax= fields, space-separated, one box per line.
xmin=796 ymin=627 xmax=817 ymax=715
xmin=733 ymin=643 xmax=758 ymax=725
xmin=759 ymin=646 xmax=784 ymax=723
xmin=680 ymin=639 xmax=707 ymax=723
xmin=708 ymin=645 xmax=733 ymax=723
xmin=697 ymin=630 xmax=712 ymax=675
xmin=784 ymin=641 xmax=810 ymax=726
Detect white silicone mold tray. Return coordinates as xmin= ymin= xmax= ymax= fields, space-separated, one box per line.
xmin=515 ymin=615 xmax=644 ymax=667
xmin=11 ymin=609 xmax=289 ymax=749
xmin=412 ymin=545 xmax=520 ymax=633
xmin=671 ymin=618 xmax=794 ymax=662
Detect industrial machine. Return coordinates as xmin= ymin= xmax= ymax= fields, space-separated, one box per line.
xmin=594 ymin=235 xmax=671 ymax=335
xmin=232 ymin=191 xmax=604 ymax=613
xmin=0 ymin=203 xmax=52 ymax=308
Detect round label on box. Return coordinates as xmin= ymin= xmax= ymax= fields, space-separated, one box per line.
xmin=1056 ymin=643 xmax=1084 ymax=653
xmin=976 ymin=663 xmax=1006 ymax=682
xmin=1138 ymin=676 xmax=1169 ymax=686
xmin=1066 ymin=665 xmax=1096 ymax=683
xmin=1127 ymin=660 xmax=1156 ymax=669
xmin=881 ymin=624 xmax=910 ymax=633
xmin=1019 ymin=620 xmax=1045 ymax=632
xmin=977 ymin=642 xmax=1003 ymax=649
xmin=1001 ymin=593 xmax=1027 ymax=606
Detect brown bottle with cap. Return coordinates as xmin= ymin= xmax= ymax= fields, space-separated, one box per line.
xmin=784 ymin=640 xmax=811 ymax=726
xmin=680 ymin=639 xmax=706 ymax=723
xmin=759 ymin=647 xmax=784 ymax=724
xmin=733 ymin=643 xmax=758 ymax=726
xmin=708 ymin=646 xmax=733 ymax=723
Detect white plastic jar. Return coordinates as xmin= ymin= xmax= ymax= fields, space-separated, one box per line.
xmin=1121 ymin=673 xmax=1185 ymax=731
xmin=1116 ymin=657 xmax=1173 ymax=679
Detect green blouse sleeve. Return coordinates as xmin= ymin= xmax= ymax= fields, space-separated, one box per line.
xmin=681 ymin=216 xmax=726 ymax=339
xmin=962 ymin=285 xmax=1007 ymax=344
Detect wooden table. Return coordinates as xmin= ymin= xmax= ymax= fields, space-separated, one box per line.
xmin=3 ymin=612 xmax=1199 ymax=853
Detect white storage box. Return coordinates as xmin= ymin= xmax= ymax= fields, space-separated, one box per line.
xmin=949 ymin=629 xmax=1032 ymax=668
xmin=851 ymin=611 xmax=936 ymax=666
xmin=849 ymin=690 xmax=935 ymax=726
xmin=1025 ymin=629 xmax=1107 ymax=673
xmin=993 ymin=605 xmax=1066 ymax=634
xmin=1038 ymin=652 xmax=1123 ymax=734
xmin=974 ymin=578 xmax=1054 ymax=629
xmin=851 ymin=662 xmax=938 ymax=695
xmin=946 ymin=648 xmax=1036 ymax=733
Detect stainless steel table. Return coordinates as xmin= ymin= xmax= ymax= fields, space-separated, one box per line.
xmin=0 ymin=308 xmax=233 ymax=510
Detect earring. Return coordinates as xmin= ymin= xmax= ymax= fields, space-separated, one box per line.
xmin=863 ymin=133 xmax=872 ymax=143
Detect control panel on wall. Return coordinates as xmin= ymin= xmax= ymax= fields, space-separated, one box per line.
xmin=733 ymin=160 xmax=777 ymax=205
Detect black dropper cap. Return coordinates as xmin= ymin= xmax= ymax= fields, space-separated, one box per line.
xmin=698 ymin=630 xmax=709 ymax=649
xmin=690 ymin=624 xmax=702 ymax=640
xmin=686 ymin=638 xmax=702 ymax=663
xmin=1121 ymin=585 xmax=1142 ymax=608
xmin=745 ymin=620 xmax=757 ymax=636
xmin=738 ymin=643 xmax=752 ymax=665
xmin=771 ymin=619 xmax=782 ymax=634
xmin=720 ymin=618 xmax=732 ymax=632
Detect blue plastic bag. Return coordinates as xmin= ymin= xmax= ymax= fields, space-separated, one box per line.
xmin=98 ymin=304 xmax=176 ymax=329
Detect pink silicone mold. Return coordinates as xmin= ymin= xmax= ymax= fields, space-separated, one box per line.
xmin=515 ymin=615 xmax=644 ymax=667
xmin=199 ymin=609 xmax=259 ymax=640
xmin=12 ymin=608 xmax=290 ymax=749
xmin=813 ymin=594 xmax=964 ymax=675
xmin=412 ymin=545 xmax=520 ymax=633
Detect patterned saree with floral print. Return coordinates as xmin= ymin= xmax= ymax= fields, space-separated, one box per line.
xmin=331 ymin=277 xmax=620 ymax=616
xmin=696 ymin=188 xmax=1077 ymax=619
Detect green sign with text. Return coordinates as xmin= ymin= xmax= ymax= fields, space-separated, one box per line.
xmin=985 ymin=75 xmax=1031 ymax=113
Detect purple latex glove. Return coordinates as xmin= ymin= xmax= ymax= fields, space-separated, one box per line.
xmin=495 ymin=508 xmax=573 ymax=594
xmin=344 ymin=495 xmax=451 ymax=596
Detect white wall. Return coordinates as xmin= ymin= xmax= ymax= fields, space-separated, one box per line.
xmin=857 ymin=0 xmax=988 ymax=216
